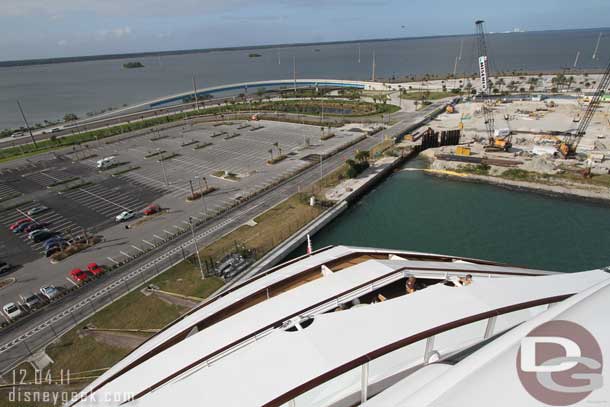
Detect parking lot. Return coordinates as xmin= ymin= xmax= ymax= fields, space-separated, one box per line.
xmin=0 ymin=119 xmax=368 ymax=313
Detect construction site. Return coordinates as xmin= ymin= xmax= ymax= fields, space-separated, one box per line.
xmin=400 ymin=21 xmax=610 ymax=200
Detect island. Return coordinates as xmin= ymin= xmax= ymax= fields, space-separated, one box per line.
xmin=123 ymin=61 xmax=144 ymax=69
xmin=248 ymin=53 xmax=262 ymax=58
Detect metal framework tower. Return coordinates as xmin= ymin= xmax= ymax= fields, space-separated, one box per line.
xmin=475 ymin=20 xmax=490 ymax=94
xmin=475 ymin=20 xmax=495 ymax=144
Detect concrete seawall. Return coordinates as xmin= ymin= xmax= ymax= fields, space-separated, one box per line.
xmin=234 ymin=201 xmax=348 ymax=283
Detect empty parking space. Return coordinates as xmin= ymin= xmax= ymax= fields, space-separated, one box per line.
xmin=62 ymin=183 xmax=152 ymax=220
xmin=0 ymin=183 xmax=21 ymax=201
xmin=22 ymin=168 xmax=78 ymax=187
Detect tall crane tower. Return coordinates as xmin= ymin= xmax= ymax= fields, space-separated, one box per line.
xmin=476 ymin=20 xmax=496 ymax=146
xmin=559 ymin=56 xmax=610 ymax=158
xmin=475 ymin=20 xmax=491 ymax=94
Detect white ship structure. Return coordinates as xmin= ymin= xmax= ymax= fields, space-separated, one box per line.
xmin=70 ymin=245 xmax=610 ymax=407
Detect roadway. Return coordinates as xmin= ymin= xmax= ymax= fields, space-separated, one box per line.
xmin=0 ymin=101 xmax=444 ymax=375
xmin=1 ymin=78 xmax=384 ymax=150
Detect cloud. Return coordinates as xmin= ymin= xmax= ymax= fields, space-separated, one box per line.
xmin=98 ymin=26 xmax=132 ymax=39
xmin=0 ymin=0 xmax=259 ymax=18
xmin=57 ymin=39 xmax=68 ymax=46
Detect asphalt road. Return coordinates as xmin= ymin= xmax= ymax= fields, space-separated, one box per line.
xmin=0 ymin=101 xmax=444 ymax=376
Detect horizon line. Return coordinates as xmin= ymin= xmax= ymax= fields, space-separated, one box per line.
xmin=2 ymin=26 xmax=609 ymax=67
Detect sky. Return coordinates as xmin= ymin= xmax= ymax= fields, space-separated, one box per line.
xmin=1 ymin=0 xmax=610 ymax=61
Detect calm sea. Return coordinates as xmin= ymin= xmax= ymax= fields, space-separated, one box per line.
xmin=1 ymin=29 xmax=609 ymax=130
xmin=287 ymin=158 xmax=610 ymax=272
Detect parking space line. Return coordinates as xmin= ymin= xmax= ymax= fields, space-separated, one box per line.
xmin=119 ymin=251 xmax=131 ymax=258
xmin=131 ymin=245 xmax=145 ymax=253
xmin=153 ymin=234 xmax=163 ymax=240
xmin=73 ymin=187 xmax=133 ymax=211
xmin=142 ymin=240 xmax=155 ymax=247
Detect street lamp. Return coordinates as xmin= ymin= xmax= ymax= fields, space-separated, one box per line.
xmin=196 ymin=176 xmax=208 ymax=217
xmin=158 ymin=149 xmax=169 ymax=186
xmin=189 ymin=217 xmax=205 ymax=279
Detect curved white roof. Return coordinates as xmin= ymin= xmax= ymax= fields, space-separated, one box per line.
xmin=70 ymin=246 xmax=606 ymax=407
xmin=73 ymin=246 xmax=549 ymax=406
xmin=367 ymin=277 xmax=610 ymax=407
xmin=130 ymin=271 xmax=608 ymax=407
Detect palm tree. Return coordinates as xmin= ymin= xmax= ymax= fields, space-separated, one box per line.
xmin=355 ymin=150 xmax=370 ymax=163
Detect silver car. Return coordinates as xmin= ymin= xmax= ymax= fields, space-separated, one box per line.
xmin=40 ymin=285 xmax=60 ymax=300
xmin=27 ymin=206 xmax=49 ymax=216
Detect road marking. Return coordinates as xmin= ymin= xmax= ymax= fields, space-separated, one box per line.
xmin=107 ymin=257 xmax=120 ymax=265
xmin=119 ymin=251 xmax=131 ymax=258
xmin=173 ymin=225 xmax=182 ymax=229
xmin=75 ymin=187 xmax=133 ymax=211
xmin=142 ymin=240 xmax=155 ymax=247
xmin=153 ymin=234 xmax=163 ymax=240
xmin=131 ymin=245 xmax=145 ymax=253
xmin=65 ymin=277 xmax=78 ymax=287
xmin=163 ymin=229 xmax=172 ymax=235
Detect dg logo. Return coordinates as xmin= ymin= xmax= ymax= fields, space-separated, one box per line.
xmin=516 ymin=320 xmax=603 ymax=406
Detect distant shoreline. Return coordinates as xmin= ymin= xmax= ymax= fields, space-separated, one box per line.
xmin=1 ymin=27 xmax=608 ymax=68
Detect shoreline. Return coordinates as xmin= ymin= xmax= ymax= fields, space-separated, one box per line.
xmin=423 ymin=167 xmax=610 ymax=206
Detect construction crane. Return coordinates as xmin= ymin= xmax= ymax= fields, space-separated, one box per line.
xmin=475 ymin=20 xmax=511 ymax=152
xmin=559 ymin=56 xmax=610 ymax=158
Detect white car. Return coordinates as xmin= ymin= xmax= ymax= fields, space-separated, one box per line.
xmin=40 ymin=285 xmax=60 ymax=300
xmin=27 ymin=206 xmax=49 ymax=216
xmin=3 ymin=302 xmax=23 ymax=320
xmin=115 ymin=210 xmax=135 ymax=222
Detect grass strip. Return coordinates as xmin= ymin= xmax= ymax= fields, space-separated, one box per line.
xmin=112 ymin=166 xmax=141 ymax=176
xmin=144 ymin=150 xmax=166 ymax=159
xmin=194 ymin=142 xmax=213 ymax=150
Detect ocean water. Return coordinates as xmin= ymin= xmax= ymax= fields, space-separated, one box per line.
xmin=1 ymin=29 xmax=609 ymax=130
xmin=287 ymin=158 xmax=610 ymax=272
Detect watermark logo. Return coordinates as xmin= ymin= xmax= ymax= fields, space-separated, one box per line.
xmin=516 ymin=320 xmax=603 ymax=406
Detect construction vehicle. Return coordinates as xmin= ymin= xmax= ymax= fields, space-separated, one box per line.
xmin=559 ymin=55 xmax=610 ymax=158
xmin=475 ymin=20 xmax=511 ymax=153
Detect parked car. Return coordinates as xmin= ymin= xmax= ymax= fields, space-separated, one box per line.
xmin=27 ymin=206 xmax=49 ymax=216
xmin=13 ymin=222 xmax=33 ymax=233
xmin=21 ymin=294 xmax=42 ymax=311
xmin=115 ymin=210 xmax=135 ymax=222
xmin=40 ymin=285 xmax=60 ymax=300
xmin=9 ymin=218 xmax=31 ymax=230
xmin=33 ymin=231 xmax=57 ymax=243
xmin=43 ymin=237 xmax=66 ymax=249
xmin=28 ymin=228 xmax=50 ymax=240
xmin=87 ymin=263 xmax=105 ymax=276
xmin=24 ymin=222 xmax=49 ymax=233
xmin=143 ymin=204 xmax=160 ymax=216
xmin=2 ymin=303 xmax=23 ymax=320
xmin=45 ymin=243 xmax=68 ymax=257
xmin=0 ymin=262 xmax=11 ymax=275
xmin=70 ymin=268 xmax=88 ymax=283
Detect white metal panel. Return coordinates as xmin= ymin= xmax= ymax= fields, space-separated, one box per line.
xmin=131 ymin=271 xmax=609 ymax=407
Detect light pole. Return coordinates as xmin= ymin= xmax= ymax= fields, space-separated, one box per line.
xmin=196 ymin=176 xmax=208 ymax=216
xmin=158 ymin=149 xmax=169 ymax=186
xmin=17 ymin=101 xmax=38 ymax=148
xmin=189 ymin=217 xmax=205 ymax=279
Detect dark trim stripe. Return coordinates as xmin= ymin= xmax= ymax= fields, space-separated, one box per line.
xmin=127 ymin=267 xmax=548 ymax=403
xmin=72 ymin=252 xmax=541 ymax=406
xmin=262 ymin=294 xmax=571 ymax=407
